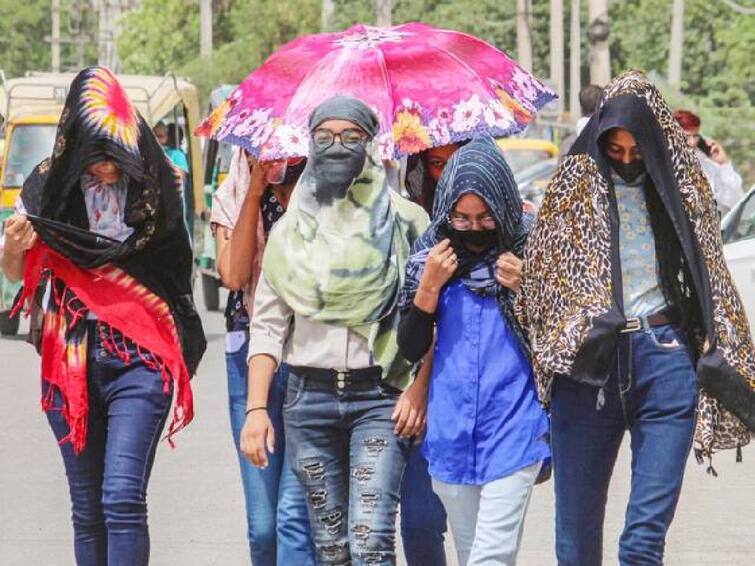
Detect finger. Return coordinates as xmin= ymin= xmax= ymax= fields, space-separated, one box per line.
xmin=436 ymin=239 xmax=450 ymax=251
xmin=394 ymin=404 xmax=410 ymax=434
xmin=266 ymin=425 xmax=275 ymax=455
xmin=254 ymin=440 xmax=268 ymax=468
xmin=403 ymin=410 xmax=419 ymax=437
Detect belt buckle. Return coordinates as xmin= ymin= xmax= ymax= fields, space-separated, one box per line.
xmin=621 ymin=317 xmax=642 ymax=333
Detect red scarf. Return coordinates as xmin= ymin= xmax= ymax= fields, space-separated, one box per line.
xmin=14 ymin=242 xmax=194 ymax=454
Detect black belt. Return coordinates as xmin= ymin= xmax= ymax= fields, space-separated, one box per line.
xmin=288 ymin=365 xmax=382 ymax=391
xmin=620 ymin=307 xmax=681 ymax=333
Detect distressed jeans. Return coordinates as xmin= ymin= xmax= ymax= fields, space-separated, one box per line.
xmin=283 ymin=369 xmax=411 ymax=566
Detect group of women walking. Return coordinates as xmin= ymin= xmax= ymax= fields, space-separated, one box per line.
xmin=2 ymin=65 xmax=754 ymax=566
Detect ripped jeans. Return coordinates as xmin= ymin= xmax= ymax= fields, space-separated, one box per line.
xmin=283 ymin=369 xmax=411 ymax=566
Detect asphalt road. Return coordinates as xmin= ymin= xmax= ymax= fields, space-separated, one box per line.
xmin=1 ymin=290 xmax=753 ymax=565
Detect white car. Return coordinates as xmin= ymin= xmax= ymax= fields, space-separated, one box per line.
xmin=722 ymin=186 xmax=755 ymax=341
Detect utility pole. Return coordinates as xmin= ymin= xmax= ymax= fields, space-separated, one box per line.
xmin=200 ymin=0 xmax=213 ymax=58
xmin=374 ymin=0 xmax=392 ymax=27
xmin=569 ymin=0 xmax=581 ymax=118
xmin=52 ymin=0 xmax=61 ymax=72
xmin=588 ymin=0 xmax=610 ymax=85
xmin=321 ymin=0 xmax=335 ymax=32
xmin=516 ymin=0 xmax=533 ymax=71
xmin=668 ymin=0 xmax=684 ymax=88
xmin=550 ymin=0 xmax=565 ymax=113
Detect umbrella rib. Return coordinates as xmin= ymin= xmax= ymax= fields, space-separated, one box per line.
xmin=373 ymin=45 xmax=396 ymax=134
xmin=427 ymin=41 xmax=503 ymax=104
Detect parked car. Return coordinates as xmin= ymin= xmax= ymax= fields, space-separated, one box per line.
xmin=722 ymin=185 xmax=755 ymax=340
xmin=515 ymin=157 xmax=558 ymax=209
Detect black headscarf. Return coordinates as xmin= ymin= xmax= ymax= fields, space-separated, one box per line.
xmin=20 ymin=67 xmax=205 ymax=374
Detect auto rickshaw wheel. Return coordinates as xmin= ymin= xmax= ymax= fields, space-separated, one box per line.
xmin=0 ymin=311 xmax=20 ymax=336
xmin=202 ymin=273 xmax=221 ymax=312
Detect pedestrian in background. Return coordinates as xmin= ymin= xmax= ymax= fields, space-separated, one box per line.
xmin=674 ymin=109 xmax=744 ymax=217
xmin=211 ymin=147 xmax=314 ymax=565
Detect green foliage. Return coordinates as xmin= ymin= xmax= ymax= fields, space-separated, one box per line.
xmin=0 ymin=0 xmax=51 ymax=78
xmin=117 ymin=0 xmax=200 ymax=75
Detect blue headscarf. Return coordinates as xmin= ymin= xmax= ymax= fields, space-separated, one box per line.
xmin=399 ymin=136 xmax=532 ymax=348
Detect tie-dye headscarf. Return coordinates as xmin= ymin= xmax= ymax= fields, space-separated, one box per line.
xmin=15 ymin=67 xmax=206 ymax=453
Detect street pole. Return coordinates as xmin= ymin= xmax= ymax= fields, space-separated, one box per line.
xmin=200 ymin=0 xmax=212 ymax=59
xmin=588 ymin=0 xmax=610 ymax=85
xmin=516 ymin=0 xmax=533 ymax=71
xmin=668 ymin=0 xmax=684 ymax=88
xmin=321 ymin=0 xmax=335 ymax=32
xmin=550 ymin=0 xmax=565 ymax=113
xmin=374 ymin=0 xmax=392 ymax=27
xmin=52 ymin=0 xmax=61 ymax=72
xmin=569 ymin=0 xmax=581 ymax=118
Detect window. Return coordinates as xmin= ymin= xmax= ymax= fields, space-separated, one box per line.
xmin=723 ymin=190 xmax=755 ymax=245
xmin=2 ymin=125 xmax=58 ymax=188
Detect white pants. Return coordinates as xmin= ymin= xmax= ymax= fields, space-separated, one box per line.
xmin=432 ymin=462 xmax=541 ymax=566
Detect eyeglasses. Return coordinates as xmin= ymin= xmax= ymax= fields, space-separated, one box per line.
xmin=448 ymin=214 xmax=497 ymax=231
xmin=312 ymin=128 xmax=368 ymax=150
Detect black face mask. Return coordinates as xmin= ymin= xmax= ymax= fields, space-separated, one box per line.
xmin=608 ymin=157 xmax=646 ymax=184
xmin=449 ymin=228 xmax=498 ymax=254
xmin=309 ymin=140 xmax=367 ymax=206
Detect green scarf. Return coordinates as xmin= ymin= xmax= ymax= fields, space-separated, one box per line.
xmin=263 ymin=160 xmax=428 ymax=389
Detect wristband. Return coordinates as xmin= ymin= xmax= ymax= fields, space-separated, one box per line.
xmin=245 ymin=406 xmax=267 ymax=416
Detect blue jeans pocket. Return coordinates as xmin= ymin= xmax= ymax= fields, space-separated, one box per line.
xmin=283 ymin=374 xmax=305 ymax=409
xmin=646 ymin=324 xmax=687 ymax=352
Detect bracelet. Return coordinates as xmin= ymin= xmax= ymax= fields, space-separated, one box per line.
xmin=245 ymin=406 xmax=267 ymax=416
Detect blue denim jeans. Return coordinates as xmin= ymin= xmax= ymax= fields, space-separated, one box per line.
xmin=226 ymin=338 xmax=314 ymax=565
xmin=283 ymin=369 xmax=412 ymax=566
xmin=45 ymin=322 xmax=172 ymax=566
xmin=551 ymin=324 xmax=699 ymax=566
xmin=400 ymin=448 xmax=447 ymax=566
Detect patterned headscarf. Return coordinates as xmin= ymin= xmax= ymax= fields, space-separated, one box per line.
xmin=399 ymin=137 xmax=532 ymax=350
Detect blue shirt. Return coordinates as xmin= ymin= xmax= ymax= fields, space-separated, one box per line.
xmin=614 ymin=173 xmax=667 ymax=317
xmin=423 ymin=280 xmax=550 ymax=485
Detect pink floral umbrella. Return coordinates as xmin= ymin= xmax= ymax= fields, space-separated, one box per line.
xmin=196 ymin=23 xmax=556 ymax=160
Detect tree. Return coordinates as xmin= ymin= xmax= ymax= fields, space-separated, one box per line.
xmin=0 ymin=0 xmax=52 ymax=78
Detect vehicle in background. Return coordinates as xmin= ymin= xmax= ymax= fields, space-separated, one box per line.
xmin=497 ymin=138 xmax=559 ymax=175
xmin=0 ymin=71 xmax=204 ymax=336
xmin=722 ymin=185 xmax=755 ymax=341
xmin=197 ymin=85 xmax=237 ymax=312
xmin=515 ymin=157 xmax=558 ymax=210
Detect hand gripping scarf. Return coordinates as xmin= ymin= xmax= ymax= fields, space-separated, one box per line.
xmin=262 ymin=99 xmax=428 ymax=389
xmin=516 ymin=70 xmax=755 ymax=461
xmin=399 ymin=137 xmax=532 ymax=351
xmin=13 ymin=67 xmax=206 ymax=453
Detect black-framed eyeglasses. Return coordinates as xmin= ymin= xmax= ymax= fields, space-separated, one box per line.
xmin=448 ymin=214 xmax=497 ymax=231
xmin=312 ymin=128 xmax=368 ymax=150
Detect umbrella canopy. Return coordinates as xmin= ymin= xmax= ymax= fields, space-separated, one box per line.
xmin=196 ymin=23 xmax=556 ymax=161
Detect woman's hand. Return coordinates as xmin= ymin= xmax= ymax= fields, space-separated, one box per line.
xmin=3 ymin=215 xmax=37 ymax=257
xmin=496 ymin=252 xmax=523 ymax=292
xmin=419 ymin=239 xmax=457 ymax=293
xmin=392 ymin=378 xmax=429 ymax=438
xmin=248 ymin=158 xmax=272 ymax=201
xmin=240 ymin=410 xmax=275 ymax=468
